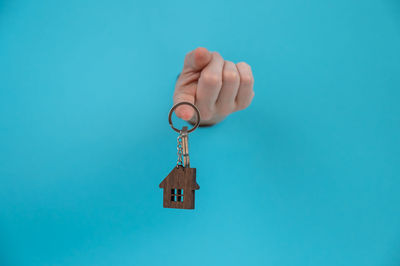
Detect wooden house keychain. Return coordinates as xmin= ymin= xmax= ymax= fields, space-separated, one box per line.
xmin=159 ymin=102 xmax=200 ymax=209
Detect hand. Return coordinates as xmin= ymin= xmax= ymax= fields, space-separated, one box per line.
xmin=173 ymin=47 xmax=255 ymax=126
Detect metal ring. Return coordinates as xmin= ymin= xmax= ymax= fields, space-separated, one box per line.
xmin=168 ymin=102 xmax=201 ymax=133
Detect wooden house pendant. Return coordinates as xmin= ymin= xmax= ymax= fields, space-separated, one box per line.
xmin=159 ymin=165 xmax=199 ymax=209
xmin=160 ymin=102 xmax=201 ymax=210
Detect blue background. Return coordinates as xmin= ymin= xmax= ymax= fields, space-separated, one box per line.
xmin=1 ymin=0 xmax=400 ymax=265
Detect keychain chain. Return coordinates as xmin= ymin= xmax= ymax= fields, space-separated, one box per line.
xmin=176 ymin=133 xmax=184 ymax=167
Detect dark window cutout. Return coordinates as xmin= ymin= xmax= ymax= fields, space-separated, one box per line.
xmin=171 ymin=188 xmax=184 ymax=202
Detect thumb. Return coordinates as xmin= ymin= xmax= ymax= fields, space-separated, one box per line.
xmin=173 ymin=47 xmax=212 ymax=121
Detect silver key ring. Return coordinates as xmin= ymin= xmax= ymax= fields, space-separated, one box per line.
xmin=168 ymin=102 xmax=201 ymax=133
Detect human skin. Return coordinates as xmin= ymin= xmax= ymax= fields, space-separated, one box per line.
xmin=173 ymin=47 xmax=255 ymax=126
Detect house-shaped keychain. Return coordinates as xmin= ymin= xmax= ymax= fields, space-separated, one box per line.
xmin=159 ymin=126 xmax=200 ymax=209
xmin=159 ymin=165 xmax=199 ymax=209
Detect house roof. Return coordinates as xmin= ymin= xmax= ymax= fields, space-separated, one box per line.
xmin=159 ymin=165 xmax=200 ymax=190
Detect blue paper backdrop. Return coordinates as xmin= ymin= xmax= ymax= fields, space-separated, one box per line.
xmin=1 ymin=0 xmax=400 ymax=265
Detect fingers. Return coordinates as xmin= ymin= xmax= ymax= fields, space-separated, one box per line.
xmin=216 ymin=61 xmax=240 ymax=116
xmin=174 ymin=48 xmax=254 ymax=124
xmin=235 ymin=62 xmax=255 ymax=111
xmin=181 ymin=47 xmax=212 ymax=74
xmin=196 ymin=52 xmax=224 ymax=120
xmin=174 ymin=47 xmax=212 ymax=120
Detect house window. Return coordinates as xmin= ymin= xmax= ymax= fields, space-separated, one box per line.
xmin=170 ymin=188 xmax=184 ymax=202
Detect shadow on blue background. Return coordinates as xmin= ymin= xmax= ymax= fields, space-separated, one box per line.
xmin=0 ymin=0 xmax=400 ymax=265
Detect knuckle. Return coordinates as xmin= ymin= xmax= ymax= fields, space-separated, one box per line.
xmin=236 ymin=61 xmax=250 ymax=68
xmin=202 ymin=72 xmax=222 ymax=87
xmin=241 ymin=74 xmax=254 ymax=85
xmin=173 ymin=92 xmax=191 ymax=103
xmin=223 ymin=70 xmax=239 ymax=83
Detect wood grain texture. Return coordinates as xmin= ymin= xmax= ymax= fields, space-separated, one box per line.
xmin=159 ymin=165 xmax=199 ymax=209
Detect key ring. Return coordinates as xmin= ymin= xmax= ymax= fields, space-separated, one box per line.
xmin=168 ymin=102 xmax=201 ymax=133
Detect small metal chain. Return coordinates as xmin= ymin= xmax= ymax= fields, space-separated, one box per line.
xmin=176 ymin=133 xmax=183 ymax=167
